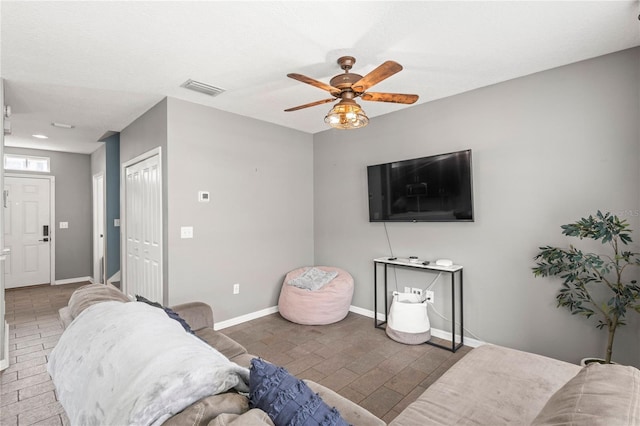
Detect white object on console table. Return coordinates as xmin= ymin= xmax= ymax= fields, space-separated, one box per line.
xmin=374 ymin=257 xmax=462 ymax=272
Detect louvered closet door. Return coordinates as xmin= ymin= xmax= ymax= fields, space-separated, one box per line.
xmin=125 ymin=154 xmax=162 ymax=302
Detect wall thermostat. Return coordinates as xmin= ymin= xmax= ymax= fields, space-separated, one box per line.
xmin=198 ymin=191 xmax=210 ymax=202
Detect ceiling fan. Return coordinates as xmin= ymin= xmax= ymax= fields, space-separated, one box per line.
xmin=285 ymin=56 xmax=419 ymax=129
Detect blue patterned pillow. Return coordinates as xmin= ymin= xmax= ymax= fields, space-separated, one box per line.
xmin=249 ymin=358 xmax=349 ymax=426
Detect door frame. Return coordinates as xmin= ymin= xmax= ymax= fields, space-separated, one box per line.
xmin=120 ymin=147 xmax=163 ymax=300
xmin=4 ymin=173 xmax=56 ymax=286
xmin=92 ymin=172 xmax=105 ymax=284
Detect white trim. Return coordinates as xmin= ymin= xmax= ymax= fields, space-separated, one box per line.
xmin=348 ymin=305 xmax=486 ymax=348
xmin=121 ymin=147 xmax=163 ymax=303
xmin=92 ymin=172 xmax=106 ymax=284
xmin=4 ymin=173 xmax=56 ymax=287
xmin=214 ymin=304 xmax=485 ymax=348
xmin=0 ymin=321 xmax=9 ymax=371
xmin=349 ymin=305 xmax=387 ymax=321
xmin=54 ymin=276 xmax=93 ymax=285
xmin=214 ymin=306 xmax=279 ymax=330
xmin=107 ymin=270 xmax=120 ymax=286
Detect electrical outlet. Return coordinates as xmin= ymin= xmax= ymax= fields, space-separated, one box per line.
xmin=233 ymin=283 xmax=240 ymax=294
xmin=411 ymin=288 xmax=423 ymax=297
xmin=404 ymin=286 xmax=411 ymax=294
xmin=425 ymin=290 xmax=435 ymax=303
xmin=180 ymin=226 xmax=194 ymax=239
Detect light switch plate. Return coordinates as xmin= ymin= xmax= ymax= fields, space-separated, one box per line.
xmin=198 ymin=191 xmax=210 ymax=202
xmin=180 ymin=226 xmax=194 ymax=239
xmin=59 ymin=222 xmax=68 ymax=229
xmin=114 ymin=219 xmax=120 ymax=227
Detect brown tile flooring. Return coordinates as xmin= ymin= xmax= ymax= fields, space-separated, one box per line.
xmin=1 ymin=283 xmax=471 ymax=425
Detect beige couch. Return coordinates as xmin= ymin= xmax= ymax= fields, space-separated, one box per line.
xmin=57 ymin=284 xmax=639 ymax=425
xmin=57 ymin=284 xmax=383 ymax=426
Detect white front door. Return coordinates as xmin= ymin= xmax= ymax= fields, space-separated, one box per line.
xmin=124 ymin=154 xmax=162 ymax=302
xmin=4 ymin=176 xmax=52 ymax=288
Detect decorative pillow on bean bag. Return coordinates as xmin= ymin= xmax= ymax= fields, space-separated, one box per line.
xmin=287 ymin=267 xmax=338 ymax=291
xmin=249 ymin=358 xmax=349 ymax=426
xmin=135 ymin=295 xmax=195 ymax=334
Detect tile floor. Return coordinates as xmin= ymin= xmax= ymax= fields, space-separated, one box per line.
xmin=0 ymin=282 xmax=472 ymax=425
xmin=222 ymin=311 xmax=471 ymax=422
xmin=1 ymin=282 xmax=85 ymax=426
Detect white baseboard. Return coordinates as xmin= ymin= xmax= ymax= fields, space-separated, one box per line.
xmin=213 ymin=304 xmax=484 ymax=348
xmin=349 ymin=305 xmax=485 ymax=348
xmin=349 ymin=305 xmax=387 ymax=321
xmin=54 ymin=276 xmax=93 ymax=285
xmin=107 ymin=271 xmax=121 ymax=286
xmin=215 ymin=306 xmax=279 ymax=330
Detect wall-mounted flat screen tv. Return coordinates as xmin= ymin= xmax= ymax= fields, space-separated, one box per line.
xmin=367 ymin=149 xmax=474 ymax=222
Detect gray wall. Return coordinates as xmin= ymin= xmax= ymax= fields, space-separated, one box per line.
xmin=91 ymin=144 xmax=106 ymax=175
xmin=313 ymin=47 xmax=640 ymax=367
xmin=5 ymin=147 xmax=92 ymax=281
xmin=165 ymin=98 xmax=314 ymax=321
xmin=120 ymin=98 xmax=169 ymax=301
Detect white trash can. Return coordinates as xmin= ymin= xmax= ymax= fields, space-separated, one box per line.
xmin=385 ymin=291 xmax=431 ymax=345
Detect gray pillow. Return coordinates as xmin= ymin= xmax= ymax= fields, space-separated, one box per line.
xmin=531 ymin=362 xmax=640 ymax=425
xmin=288 ymin=267 xmax=338 ymax=291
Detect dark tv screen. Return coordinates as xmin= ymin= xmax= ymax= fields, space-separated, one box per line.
xmin=367 ymin=149 xmax=474 ymax=222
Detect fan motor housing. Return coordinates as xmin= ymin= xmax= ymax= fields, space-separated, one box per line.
xmin=330 ymin=73 xmax=363 ymax=91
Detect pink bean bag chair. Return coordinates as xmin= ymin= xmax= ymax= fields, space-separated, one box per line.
xmin=278 ymin=266 xmax=354 ymax=325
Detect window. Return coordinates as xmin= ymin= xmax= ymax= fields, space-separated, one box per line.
xmin=4 ymin=154 xmax=50 ymax=173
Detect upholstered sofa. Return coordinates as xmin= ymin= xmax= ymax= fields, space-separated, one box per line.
xmin=54 ymin=284 xmax=383 ymax=425
xmin=53 ymin=284 xmax=639 ymax=425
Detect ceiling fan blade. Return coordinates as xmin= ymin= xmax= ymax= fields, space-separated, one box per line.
xmin=287 ymin=73 xmax=341 ymax=96
xmin=284 ymin=98 xmax=336 ymax=112
xmin=351 ymin=61 xmax=403 ymax=93
xmin=361 ymin=92 xmax=419 ymax=104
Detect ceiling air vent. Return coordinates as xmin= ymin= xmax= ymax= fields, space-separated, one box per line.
xmin=181 ymin=79 xmax=225 ymax=97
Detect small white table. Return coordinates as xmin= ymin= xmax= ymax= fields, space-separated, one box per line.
xmin=373 ymin=257 xmax=464 ymax=352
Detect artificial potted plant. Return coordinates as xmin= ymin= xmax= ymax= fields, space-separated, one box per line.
xmin=532 ymin=211 xmax=640 ymax=364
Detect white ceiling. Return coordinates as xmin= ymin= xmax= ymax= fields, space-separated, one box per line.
xmin=2 ymin=1 xmax=639 ymax=154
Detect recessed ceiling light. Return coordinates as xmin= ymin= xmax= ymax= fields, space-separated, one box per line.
xmin=51 ymin=122 xmax=75 ymax=129
xmin=32 ymin=134 xmax=48 ymax=139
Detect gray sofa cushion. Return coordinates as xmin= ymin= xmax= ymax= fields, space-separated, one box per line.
xmin=67 ymin=283 xmax=130 ymax=319
xmin=209 ymin=409 xmax=275 ymax=426
xmin=162 ymin=393 xmax=249 ymax=426
xmin=531 ymin=363 xmax=640 ymax=425
xmin=196 ymin=328 xmax=248 ymax=361
xmin=171 ymin=301 xmax=215 ymax=331
xmin=389 ymin=344 xmax=581 ymax=425
xmin=304 ymin=380 xmax=385 ymax=426
xmin=58 ymin=306 xmax=74 ymax=329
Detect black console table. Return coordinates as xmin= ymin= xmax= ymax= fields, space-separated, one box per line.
xmin=373 ymin=257 xmax=464 ymax=353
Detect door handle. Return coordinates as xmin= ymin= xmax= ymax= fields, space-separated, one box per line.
xmin=39 ymin=238 xmax=49 ymax=242
xmin=0 ymin=247 xmax=10 ymax=261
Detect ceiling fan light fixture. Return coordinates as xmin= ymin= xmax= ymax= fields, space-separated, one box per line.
xmin=324 ymin=99 xmax=369 ymax=130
